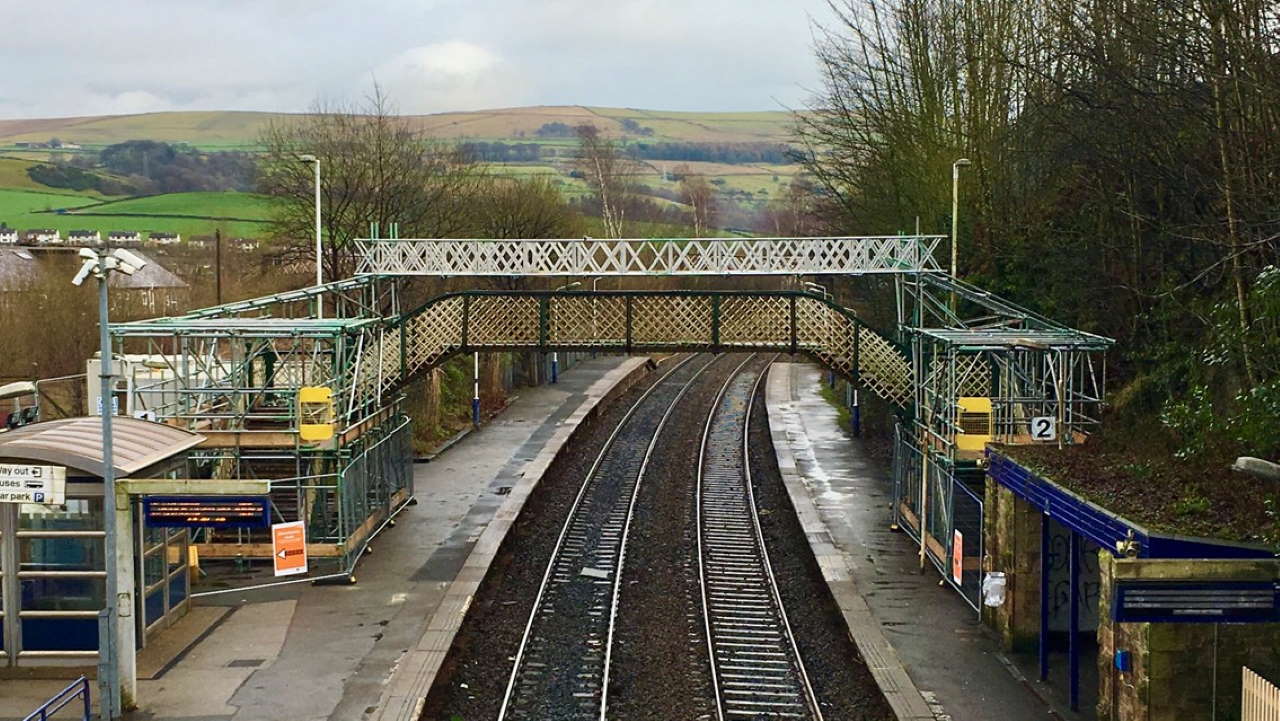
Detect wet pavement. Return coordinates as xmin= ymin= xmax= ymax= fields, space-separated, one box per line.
xmin=0 ymin=355 xmax=641 ymax=721
xmin=770 ymin=362 xmax=1084 ymax=721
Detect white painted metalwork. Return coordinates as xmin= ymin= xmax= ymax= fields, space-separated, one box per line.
xmin=355 ymin=236 xmax=945 ymax=276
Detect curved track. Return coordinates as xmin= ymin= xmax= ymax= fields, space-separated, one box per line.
xmin=498 ymin=353 xmax=720 ymax=721
xmin=698 ymin=356 xmax=824 ymax=721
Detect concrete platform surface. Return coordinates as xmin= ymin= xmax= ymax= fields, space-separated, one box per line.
xmin=0 ymin=355 xmax=646 ymax=721
xmin=768 ymin=362 xmax=1082 ymax=721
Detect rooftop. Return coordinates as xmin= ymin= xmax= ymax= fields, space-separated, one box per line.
xmin=0 ymin=416 xmax=204 ymax=478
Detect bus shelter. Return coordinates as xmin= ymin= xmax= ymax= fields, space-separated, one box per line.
xmin=0 ymin=416 xmax=203 ymax=671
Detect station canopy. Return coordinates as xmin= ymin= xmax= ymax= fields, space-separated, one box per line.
xmin=0 ymin=416 xmax=204 ymax=478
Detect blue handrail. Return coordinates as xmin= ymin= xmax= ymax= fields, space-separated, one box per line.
xmin=22 ymin=675 xmax=90 ymax=721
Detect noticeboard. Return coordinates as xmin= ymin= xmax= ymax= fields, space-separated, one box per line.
xmin=1112 ymin=580 xmax=1280 ymax=623
xmin=144 ymin=496 xmax=270 ymax=528
xmin=0 ymin=464 xmax=66 ymax=505
xmin=272 ymin=521 xmax=308 ymax=577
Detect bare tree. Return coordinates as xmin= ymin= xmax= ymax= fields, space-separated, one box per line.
xmin=471 ymin=176 xmax=583 ymax=240
xmin=574 ymin=125 xmax=637 ymax=238
xmin=676 ymin=165 xmax=718 ymax=236
xmin=257 ymin=87 xmax=486 ymax=280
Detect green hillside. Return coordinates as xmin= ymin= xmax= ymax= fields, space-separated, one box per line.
xmin=0 ymin=189 xmax=270 ymax=238
xmin=84 ymin=191 xmax=278 ymax=219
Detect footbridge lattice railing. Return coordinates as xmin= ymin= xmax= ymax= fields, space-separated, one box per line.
xmin=357 ymin=290 xmax=914 ymax=408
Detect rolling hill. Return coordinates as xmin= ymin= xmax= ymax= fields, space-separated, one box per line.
xmin=0 ymin=106 xmax=798 ymax=148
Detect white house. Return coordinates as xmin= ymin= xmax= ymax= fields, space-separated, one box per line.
xmin=67 ymin=230 xmax=102 ymax=246
xmin=0 ymin=228 xmax=17 ymax=245
xmin=23 ymin=229 xmax=60 ymax=245
xmin=108 ymin=231 xmax=142 ymax=246
xmin=149 ymin=232 xmax=181 ymax=246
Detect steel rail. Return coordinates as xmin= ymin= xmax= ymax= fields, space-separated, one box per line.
xmin=497 ymin=353 xmax=720 ymax=721
xmin=697 ymin=354 xmax=824 ymax=721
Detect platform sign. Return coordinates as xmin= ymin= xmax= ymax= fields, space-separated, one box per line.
xmin=272 ymin=520 xmax=308 ymax=577
xmin=951 ymin=529 xmax=964 ymax=585
xmin=1030 ymin=416 xmax=1057 ymax=441
xmin=1113 ymin=580 xmax=1280 ymax=623
xmin=144 ymin=496 xmax=270 ymax=528
xmin=0 ymin=464 xmax=65 ymax=504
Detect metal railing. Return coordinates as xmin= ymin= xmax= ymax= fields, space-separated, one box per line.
xmin=23 ymin=675 xmax=90 ymax=721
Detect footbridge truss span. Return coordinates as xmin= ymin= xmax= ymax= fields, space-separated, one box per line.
xmin=356 ymin=235 xmax=946 ymax=276
xmin=111 ymin=287 xmax=914 ymax=439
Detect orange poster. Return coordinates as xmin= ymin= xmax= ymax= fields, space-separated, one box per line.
xmin=951 ymin=529 xmax=964 ymax=585
xmin=272 ymin=521 xmax=308 ymax=577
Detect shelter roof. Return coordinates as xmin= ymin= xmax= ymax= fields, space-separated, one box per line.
xmin=0 ymin=416 xmax=203 ymax=478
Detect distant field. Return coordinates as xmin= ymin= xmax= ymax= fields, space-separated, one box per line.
xmin=0 ymin=189 xmax=271 ymax=238
xmin=0 ymin=106 xmax=798 ymax=147
xmin=83 ymin=191 xmax=278 ymax=220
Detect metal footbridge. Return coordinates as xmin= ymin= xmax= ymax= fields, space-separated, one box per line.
xmin=108 ymin=234 xmax=1111 ymax=579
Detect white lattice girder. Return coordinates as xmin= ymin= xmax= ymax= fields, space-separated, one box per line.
xmin=356 ymin=236 xmax=944 ymax=276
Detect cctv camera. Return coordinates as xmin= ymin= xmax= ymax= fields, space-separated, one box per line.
xmin=78 ymin=247 xmax=99 ymax=260
xmin=71 ymin=259 xmax=95 ymax=287
xmin=110 ymin=248 xmax=148 ymax=270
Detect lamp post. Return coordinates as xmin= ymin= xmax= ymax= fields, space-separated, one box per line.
xmin=298 ymin=154 xmax=322 ymax=318
xmin=951 ymin=158 xmax=972 ymax=313
xmin=551 ymin=282 xmax=581 ymax=382
xmin=72 ymin=247 xmax=149 ymax=720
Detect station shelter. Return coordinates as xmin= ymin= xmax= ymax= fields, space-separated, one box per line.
xmin=0 ymin=416 xmax=203 ymax=671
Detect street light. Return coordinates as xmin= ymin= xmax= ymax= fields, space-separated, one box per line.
xmin=72 ymin=247 xmax=148 ymax=720
xmin=951 ymin=158 xmax=972 ymax=313
xmin=551 ymin=282 xmax=581 ymax=383
xmin=298 ymin=154 xmax=322 ymax=318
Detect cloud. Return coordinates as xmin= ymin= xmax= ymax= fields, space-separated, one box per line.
xmin=0 ymin=0 xmax=836 ymax=118
xmin=370 ymin=42 xmax=531 ymax=114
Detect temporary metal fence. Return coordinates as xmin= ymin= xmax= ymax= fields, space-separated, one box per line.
xmin=892 ymin=425 xmax=985 ymax=611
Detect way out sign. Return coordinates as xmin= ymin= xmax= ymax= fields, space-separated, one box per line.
xmin=271 ymin=521 xmax=308 ymax=577
xmin=0 ymin=464 xmax=66 ymax=504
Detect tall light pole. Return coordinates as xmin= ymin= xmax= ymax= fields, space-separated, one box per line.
xmin=299 ymin=154 xmax=322 ymax=318
xmin=551 ymin=282 xmax=581 ymax=383
xmin=72 ymin=247 xmax=149 ymax=720
xmin=951 ymin=158 xmax=972 ymax=313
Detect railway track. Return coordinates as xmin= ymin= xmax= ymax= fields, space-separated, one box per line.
xmin=498 ymin=353 xmax=720 ymax=721
xmin=698 ymin=355 xmax=824 ymax=721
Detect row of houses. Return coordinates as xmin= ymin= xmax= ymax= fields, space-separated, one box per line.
xmin=0 ymin=228 xmax=181 ymax=246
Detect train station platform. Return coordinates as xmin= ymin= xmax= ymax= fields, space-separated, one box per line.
xmin=0 ymin=354 xmax=649 ymax=721
xmin=767 ymin=362 xmax=1086 ymax=721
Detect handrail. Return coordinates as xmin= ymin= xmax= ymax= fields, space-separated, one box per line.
xmin=23 ymin=675 xmax=90 ymax=721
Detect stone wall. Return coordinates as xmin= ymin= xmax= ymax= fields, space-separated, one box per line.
xmin=1096 ymin=555 xmax=1280 ymax=721
xmin=983 ymin=478 xmax=1043 ymax=652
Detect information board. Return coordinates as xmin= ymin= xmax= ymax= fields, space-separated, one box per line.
xmin=144 ymin=496 xmax=270 ymax=528
xmin=272 ymin=521 xmax=308 ymax=577
xmin=0 ymin=464 xmax=66 ymax=504
xmin=1113 ymin=580 xmax=1280 ymax=623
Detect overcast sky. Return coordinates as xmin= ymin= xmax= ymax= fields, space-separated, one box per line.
xmin=1 ymin=0 xmax=838 ymax=119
